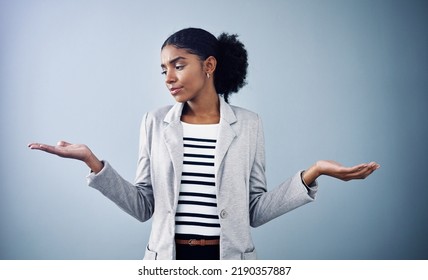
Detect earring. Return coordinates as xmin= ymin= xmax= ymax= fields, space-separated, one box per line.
xmin=206 ymin=73 xmax=210 ymax=79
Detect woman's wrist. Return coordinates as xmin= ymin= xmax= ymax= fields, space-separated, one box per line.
xmin=84 ymin=153 xmax=104 ymax=174
xmin=302 ymin=162 xmax=322 ymax=186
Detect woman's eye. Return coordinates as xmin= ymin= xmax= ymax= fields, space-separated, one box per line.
xmin=176 ymin=65 xmax=184 ymax=70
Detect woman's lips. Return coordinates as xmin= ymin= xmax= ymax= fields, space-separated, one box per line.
xmin=170 ymin=87 xmax=183 ymax=95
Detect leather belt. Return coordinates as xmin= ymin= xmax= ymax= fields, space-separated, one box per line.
xmin=175 ymin=239 xmax=220 ymax=246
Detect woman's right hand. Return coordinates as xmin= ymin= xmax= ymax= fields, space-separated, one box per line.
xmin=28 ymin=141 xmax=104 ymax=173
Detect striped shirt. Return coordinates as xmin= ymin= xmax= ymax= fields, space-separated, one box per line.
xmin=175 ymin=122 xmax=220 ymax=237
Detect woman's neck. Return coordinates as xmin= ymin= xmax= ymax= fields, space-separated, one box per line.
xmin=181 ymin=94 xmax=220 ymax=124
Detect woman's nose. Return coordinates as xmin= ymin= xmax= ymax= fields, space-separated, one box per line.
xmin=165 ymin=70 xmax=176 ymax=84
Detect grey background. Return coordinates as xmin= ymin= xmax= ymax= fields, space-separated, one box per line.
xmin=1 ymin=0 xmax=427 ymax=259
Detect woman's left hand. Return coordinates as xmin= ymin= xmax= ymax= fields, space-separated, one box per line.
xmin=303 ymin=160 xmax=380 ymax=186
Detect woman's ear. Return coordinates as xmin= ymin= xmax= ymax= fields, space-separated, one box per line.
xmin=204 ymin=56 xmax=217 ymax=76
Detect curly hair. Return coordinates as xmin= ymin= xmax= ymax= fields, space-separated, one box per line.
xmin=161 ymin=28 xmax=248 ymax=103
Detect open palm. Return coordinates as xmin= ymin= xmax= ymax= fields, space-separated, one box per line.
xmin=28 ymin=141 xmax=92 ymax=162
xmin=317 ymin=160 xmax=379 ymax=181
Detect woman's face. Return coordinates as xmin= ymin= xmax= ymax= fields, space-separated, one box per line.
xmin=160 ymin=45 xmax=209 ymax=103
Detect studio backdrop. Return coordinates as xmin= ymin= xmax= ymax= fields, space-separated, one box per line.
xmin=1 ymin=0 xmax=427 ymax=259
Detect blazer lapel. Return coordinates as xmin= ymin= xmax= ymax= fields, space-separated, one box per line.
xmin=215 ymin=98 xmax=237 ymax=178
xmin=161 ymin=98 xmax=237 ymax=204
xmin=163 ymin=103 xmax=185 ymax=207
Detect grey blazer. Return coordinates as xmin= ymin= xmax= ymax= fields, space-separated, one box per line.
xmin=87 ymin=97 xmax=318 ymax=260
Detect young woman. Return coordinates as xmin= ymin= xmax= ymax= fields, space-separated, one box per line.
xmin=28 ymin=28 xmax=379 ymax=260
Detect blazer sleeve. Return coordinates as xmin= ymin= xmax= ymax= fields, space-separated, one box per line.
xmin=248 ymin=116 xmax=318 ymax=227
xmin=86 ymin=113 xmax=154 ymax=222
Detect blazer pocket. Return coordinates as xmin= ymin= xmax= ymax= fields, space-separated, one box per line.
xmin=143 ymin=245 xmax=158 ymax=260
xmin=241 ymin=249 xmax=257 ymax=260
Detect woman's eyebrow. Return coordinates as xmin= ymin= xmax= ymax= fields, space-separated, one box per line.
xmin=161 ymin=56 xmax=186 ymax=68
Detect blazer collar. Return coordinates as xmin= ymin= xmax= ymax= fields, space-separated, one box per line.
xmin=163 ymin=96 xmax=237 ymax=125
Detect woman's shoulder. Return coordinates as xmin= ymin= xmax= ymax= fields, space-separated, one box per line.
xmin=229 ymin=104 xmax=260 ymax=121
xmin=148 ymin=105 xmax=174 ymax=117
xmin=143 ymin=105 xmax=175 ymax=122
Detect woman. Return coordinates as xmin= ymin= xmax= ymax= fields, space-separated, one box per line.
xmin=28 ymin=28 xmax=379 ymax=260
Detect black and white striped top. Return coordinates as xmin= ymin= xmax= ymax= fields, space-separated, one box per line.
xmin=175 ymin=122 xmax=220 ymax=238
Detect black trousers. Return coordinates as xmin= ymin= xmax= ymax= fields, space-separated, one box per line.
xmin=175 ymin=244 xmax=220 ymax=260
